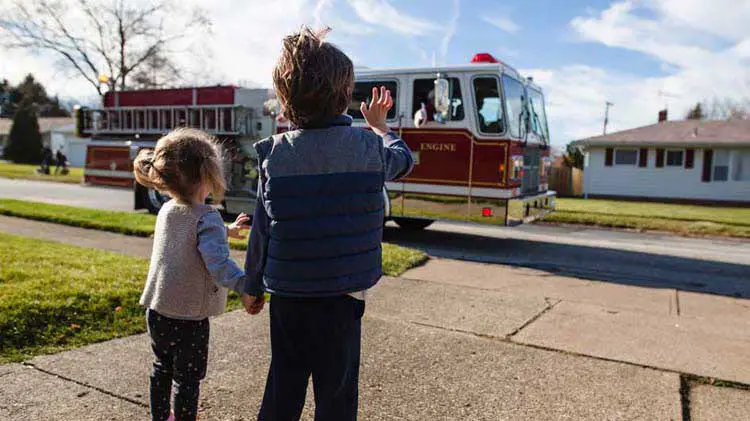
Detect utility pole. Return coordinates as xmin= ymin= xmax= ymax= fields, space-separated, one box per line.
xmin=603 ymin=101 xmax=614 ymax=135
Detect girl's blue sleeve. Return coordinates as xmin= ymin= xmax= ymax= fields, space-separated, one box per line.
xmin=197 ymin=211 xmax=246 ymax=294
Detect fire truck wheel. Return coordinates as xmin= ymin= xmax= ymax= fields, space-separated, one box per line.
xmin=142 ymin=187 xmax=169 ymax=214
xmin=393 ymin=217 xmax=434 ymax=230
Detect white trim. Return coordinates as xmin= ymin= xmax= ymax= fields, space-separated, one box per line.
xmin=84 ymin=169 xmax=133 ymax=179
xmin=386 ymin=181 xmax=516 ymax=199
xmin=87 ymin=140 xmax=156 ymax=148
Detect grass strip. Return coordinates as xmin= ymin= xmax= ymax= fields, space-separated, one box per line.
xmin=546 ymin=210 xmax=750 ymax=238
xmin=0 ymin=162 xmax=83 ymax=184
xmin=555 ymin=198 xmax=750 ymax=227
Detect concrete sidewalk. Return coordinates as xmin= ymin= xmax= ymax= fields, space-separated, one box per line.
xmin=2 ymin=216 xmax=750 ymax=420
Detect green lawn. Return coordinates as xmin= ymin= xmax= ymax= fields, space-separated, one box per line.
xmin=0 ymin=233 xmax=150 ymax=362
xmin=0 ymin=199 xmax=156 ymax=237
xmin=0 ymin=232 xmax=252 ymax=363
xmin=0 ymin=225 xmax=425 ymax=362
xmin=547 ymin=198 xmax=750 ymax=238
xmin=0 ymin=162 xmax=83 ymax=184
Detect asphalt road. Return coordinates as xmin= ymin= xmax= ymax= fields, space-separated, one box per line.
xmin=2 ymin=178 xmax=749 ymax=298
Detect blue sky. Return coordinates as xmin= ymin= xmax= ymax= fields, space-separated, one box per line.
xmin=3 ymin=0 xmax=750 ymax=146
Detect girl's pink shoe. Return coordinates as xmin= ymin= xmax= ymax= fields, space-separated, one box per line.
xmin=166 ymin=414 xmax=175 ymax=421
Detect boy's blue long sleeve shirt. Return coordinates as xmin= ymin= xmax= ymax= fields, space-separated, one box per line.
xmin=244 ymin=121 xmax=413 ymax=296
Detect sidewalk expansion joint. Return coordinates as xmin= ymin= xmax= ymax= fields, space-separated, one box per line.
xmin=374 ymin=315 xmax=750 ymax=395
xmin=679 ymin=374 xmax=691 ymax=421
xmin=506 ymin=297 xmax=561 ymax=339
xmin=21 ymin=362 xmax=148 ymax=408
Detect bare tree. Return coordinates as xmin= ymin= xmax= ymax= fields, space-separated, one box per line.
xmin=701 ymin=97 xmax=750 ymax=120
xmin=0 ymin=0 xmax=211 ymax=96
xmin=129 ymin=51 xmax=182 ymax=89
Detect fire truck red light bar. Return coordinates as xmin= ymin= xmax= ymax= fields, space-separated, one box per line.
xmin=471 ymin=53 xmax=499 ymax=64
xmin=482 ymin=207 xmax=493 ymax=217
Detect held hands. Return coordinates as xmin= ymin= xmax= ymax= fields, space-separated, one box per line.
xmin=359 ymin=86 xmax=393 ymax=137
xmin=227 ymin=213 xmax=250 ymax=240
xmin=241 ymin=293 xmax=265 ymax=315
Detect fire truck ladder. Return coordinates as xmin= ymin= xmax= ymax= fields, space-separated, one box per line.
xmin=79 ymin=105 xmax=252 ymax=137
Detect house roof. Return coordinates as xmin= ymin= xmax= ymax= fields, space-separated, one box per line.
xmin=0 ymin=117 xmax=73 ymax=136
xmin=576 ymin=119 xmax=750 ymax=148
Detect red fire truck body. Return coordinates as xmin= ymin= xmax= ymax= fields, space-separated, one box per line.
xmin=77 ymin=85 xmax=272 ymax=213
xmin=78 ymin=53 xmax=555 ymax=228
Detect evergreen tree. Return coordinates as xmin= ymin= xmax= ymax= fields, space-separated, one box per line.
xmin=4 ymin=100 xmax=43 ymax=163
xmin=685 ymin=102 xmax=706 ymax=120
xmin=563 ymin=142 xmax=584 ymax=169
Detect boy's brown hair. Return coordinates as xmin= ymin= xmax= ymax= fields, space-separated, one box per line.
xmin=273 ymin=26 xmax=354 ymax=127
xmin=133 ymin=128 xmax=226 ymax=204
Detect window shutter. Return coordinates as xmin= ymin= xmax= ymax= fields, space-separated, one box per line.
xmin=638 ymin=148 xmax=648 ymax=167
xmin=702 ymin=149 xmax=713 ymax=182
xmin=605 ymin=148 xmax=613 ymax=166
xmin=685 ymin=149 xmax=695 ymax=169
xmin=655 ymin=148 xmax=665 ymax=168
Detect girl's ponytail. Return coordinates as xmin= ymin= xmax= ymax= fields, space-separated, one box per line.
xmin=133 ymin=148 xmax=165 ymax=191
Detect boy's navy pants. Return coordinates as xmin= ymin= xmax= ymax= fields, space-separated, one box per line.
xmin=258 ymin=295 xmax=365 ymax=421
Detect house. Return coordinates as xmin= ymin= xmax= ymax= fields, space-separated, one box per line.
xmin=0 ymin=117 xmax=74 ymax=152
xmin=576 ymin=116 xmax=750 ymax=204
xmin=50 ymin=123 xmax=88 ymax=167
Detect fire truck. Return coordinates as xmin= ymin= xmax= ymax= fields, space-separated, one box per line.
xmin=75 ymin=85 xmax=273 ymax=214
xmin=77 ymin=52 xmax=555 ymax=228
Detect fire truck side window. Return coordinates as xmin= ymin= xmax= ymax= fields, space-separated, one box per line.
xmin=412 ymin=78 xmax=464 ymax=122
xmin=348 ymin=81 xmax=398 ymax=120
xmin=503 ymin=75 xmax=526 ymax=139
xmin=473 ymin=77 xmax=503 ymax=134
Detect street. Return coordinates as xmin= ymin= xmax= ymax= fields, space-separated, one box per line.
xmin=3 ymin=178 xmax=749 ymax=298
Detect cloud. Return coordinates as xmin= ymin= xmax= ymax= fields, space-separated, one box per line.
xmin=532 ymin=0 xmax=750 ymax=145
xmin=482 ymin=15 xmax=520 ymax=34
xmin=314 ymin=0 xmax=375 ymax=36
xmin=346 ymin=0 xmax=440 ymax=36
xmin=439 ymin=0 xmax=461 ymax=64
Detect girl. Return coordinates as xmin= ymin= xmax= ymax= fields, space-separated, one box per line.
xmin=134 ymin=128 xmax=265 ymax=421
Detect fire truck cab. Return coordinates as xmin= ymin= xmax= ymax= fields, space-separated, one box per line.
xmin=78 ymin=52 xmax=555 ymax=228
xmin=350 ymin=52 xmax=556 ymax=228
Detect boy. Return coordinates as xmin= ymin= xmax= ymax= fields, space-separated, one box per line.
xmin=243 ymin=27 xmax=413 ymax=420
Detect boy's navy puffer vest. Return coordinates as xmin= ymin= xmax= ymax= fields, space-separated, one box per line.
xmin=254 ymin=123 xmax=388 ymax=297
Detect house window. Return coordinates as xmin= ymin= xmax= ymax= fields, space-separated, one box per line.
xmin=614 ymin=149 xmax=638 ymax=165
xmin=732 ymin=150 xmax=750 ymax=181
xmin=713 ymin=150 xmax=730 ymax=181
xmin=666 ymin=150 xmax=683 ymax=166
xmin=348 ymin=80 xmax=398 ymax=120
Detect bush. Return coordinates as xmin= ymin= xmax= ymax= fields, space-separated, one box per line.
xmin=4 ymin=100 xmax=43 ymax=163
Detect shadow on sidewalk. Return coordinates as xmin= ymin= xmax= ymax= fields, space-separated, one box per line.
xmin=383 ymin=227 xmax=750 ymax=299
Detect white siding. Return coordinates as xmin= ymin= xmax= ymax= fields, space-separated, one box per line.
xmin=583 ymin=146 xmax=750 ymax=202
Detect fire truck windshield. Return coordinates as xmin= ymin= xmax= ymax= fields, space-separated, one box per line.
xmin=527 ymin=88 xmax=549 ymax=140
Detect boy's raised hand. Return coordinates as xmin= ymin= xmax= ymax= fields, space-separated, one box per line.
xmin=227 ymin=213 xmax=250 ymax=240
xmin=360 ymin=86 xmax=393 ymax=137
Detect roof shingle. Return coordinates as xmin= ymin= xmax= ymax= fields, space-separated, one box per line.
xmin=576 ymin=119 xmax=750 ymax=147
xmin=0 ymin=117 xmax=73 ymax=136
